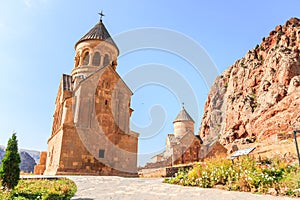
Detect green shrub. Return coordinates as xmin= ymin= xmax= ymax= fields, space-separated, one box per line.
xmin=0 ymin=178 xmax=77 ymax=199
xmin=0 ymin=133 xmax=21 ymax=190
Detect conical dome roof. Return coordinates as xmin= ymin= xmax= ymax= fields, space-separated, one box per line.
xmin=75 ymin=19 xmax=118 ymax=52
xmin=173 ymin=106 xmax=194 ymax=123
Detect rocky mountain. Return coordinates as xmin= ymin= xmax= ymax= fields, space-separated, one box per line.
xmin=20 ymin=151 xmax=36 ymax=173
xmin=21 ymin=149 xmax=40 ymax=164
xmin=0 ymin=147 xmax=5 ymax=164
xmin=199 ymin=18 xmax=300 ymax=146
xmin=0 ymin=145 xmax=6 ymax=165
xmin=0 ymin=145 xmax=40 ymax=173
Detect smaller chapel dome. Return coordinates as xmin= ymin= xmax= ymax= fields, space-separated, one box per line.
xmin=173 ymin=105 xmax=194 ymax=123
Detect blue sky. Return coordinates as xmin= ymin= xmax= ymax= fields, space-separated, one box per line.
xmin=0 ymin=0 xmax=299 ymax=166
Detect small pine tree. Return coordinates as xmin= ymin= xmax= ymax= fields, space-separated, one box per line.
xmin=0 ymin=133 xmax=21 ymax=190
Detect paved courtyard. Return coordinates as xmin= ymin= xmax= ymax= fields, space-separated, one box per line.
xmin=68 ymin=176 xmax=298 ymax=200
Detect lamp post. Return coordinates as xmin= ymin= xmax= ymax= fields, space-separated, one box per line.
xmin=294 ymin=130 xmax=300 ymax=166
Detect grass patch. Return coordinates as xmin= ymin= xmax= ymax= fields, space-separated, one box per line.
xmin=0 ymin=178 xmax=77 ymax=200
xmin=164 ymin=156 xmax=300 ymax=197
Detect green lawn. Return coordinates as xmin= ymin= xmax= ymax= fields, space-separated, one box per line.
xmin=0 ymin=178 xmax=77 ymax=200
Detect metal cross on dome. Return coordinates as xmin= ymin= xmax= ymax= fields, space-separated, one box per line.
xmin=98 ymin=11 xmax=105 ymax=21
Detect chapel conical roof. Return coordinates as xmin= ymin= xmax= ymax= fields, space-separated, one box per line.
xmin=75 ymin=19 xmax=119 ymax=52
xmin=173 ymin=105 xmax=195 ymax=123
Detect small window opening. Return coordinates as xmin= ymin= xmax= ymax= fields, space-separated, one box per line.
xmin=99 ymin=149 xmax=105 ymax=158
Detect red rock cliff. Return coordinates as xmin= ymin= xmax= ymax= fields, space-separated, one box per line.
xmin=199 ymin=18 xmax=300 ymax=145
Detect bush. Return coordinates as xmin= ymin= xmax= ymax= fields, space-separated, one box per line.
xmin=0 ymin=178 xmax=77 ymax=199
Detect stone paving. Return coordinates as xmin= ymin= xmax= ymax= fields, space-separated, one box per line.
xmin=68 ymin=176 xmax=298 ymax=200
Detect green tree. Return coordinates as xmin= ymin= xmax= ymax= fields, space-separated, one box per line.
xmin=0 ymin=133 xmax=21 ymax=190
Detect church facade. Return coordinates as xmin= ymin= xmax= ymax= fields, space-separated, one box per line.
xmin=36 ymin=17 xmax=139 ymax=176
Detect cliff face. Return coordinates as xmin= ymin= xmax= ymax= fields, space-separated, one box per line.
xmin=199 ymin=18 xmax=300 ymax=145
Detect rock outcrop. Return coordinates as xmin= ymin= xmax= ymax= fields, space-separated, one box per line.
xmin=199 ymin=18 xmax=300 ymax=145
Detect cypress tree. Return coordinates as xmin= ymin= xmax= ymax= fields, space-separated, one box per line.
xmin=0 ymin=133 xmax=21 ymax=190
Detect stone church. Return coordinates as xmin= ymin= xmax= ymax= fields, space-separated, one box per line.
xmin=35 ymin=16 xmax=139 ymax=176
xmin=166 ymin=105 xmax=203 ymax=165
xmin=145 ymin=105 xmax=227 ymax=168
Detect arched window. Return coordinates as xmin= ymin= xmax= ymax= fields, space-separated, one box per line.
xmin=103 ymin=54 xmax=110 ymax=67
xmin=92 ymin=52 xmax=101 ymax=66
xmin=83 ymin=52 xmax=90 ymax=65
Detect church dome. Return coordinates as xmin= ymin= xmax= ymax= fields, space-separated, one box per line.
xmin=75 ymin=19 xmax=119 ymax=52
xmin=173 ymin=106 xmax=194 ymax=123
